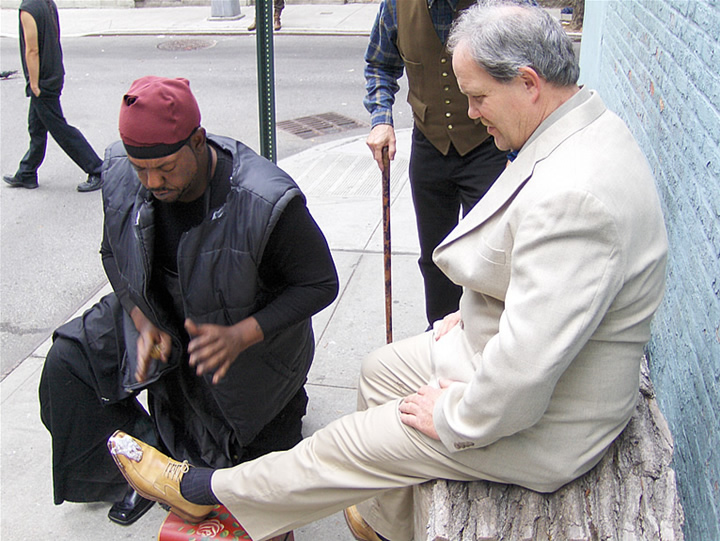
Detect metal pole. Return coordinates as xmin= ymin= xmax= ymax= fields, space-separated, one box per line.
xmin=256 ymin=0 xmax=276 ymax=163
xmin=382 ymin=146 xmax=392 ymax=344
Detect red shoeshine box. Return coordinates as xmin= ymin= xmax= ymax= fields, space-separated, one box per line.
xmin=158 ymin=505 xmax=293 ymax=541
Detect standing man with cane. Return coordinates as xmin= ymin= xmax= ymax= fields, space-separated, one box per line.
xmin=364 ymin=0 xmax=508 ymax=327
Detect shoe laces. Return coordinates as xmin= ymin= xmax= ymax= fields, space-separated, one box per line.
xmin=164 ymin=460 xmax=190 ymax=483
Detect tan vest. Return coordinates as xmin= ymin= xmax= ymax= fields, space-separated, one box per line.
xmin=396 ymin=0 xmax=489 ymax=156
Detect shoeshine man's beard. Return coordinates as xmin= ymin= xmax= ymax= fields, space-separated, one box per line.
xmin=152 ymin=147 xmax=204 ymax=203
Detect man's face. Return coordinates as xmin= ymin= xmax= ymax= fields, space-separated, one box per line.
xmin=452 ymin=42 xmax=535 ymax=152
xmin=128 ymin=134 xmax=205 ymax=203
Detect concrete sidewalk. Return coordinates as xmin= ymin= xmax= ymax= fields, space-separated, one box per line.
xmin=0 ymin=2 xmax=572 ymax=40
xmin=0 ymin=2 xmax=380 ymax=38
xmin=0 ymin=125 xmax=424 ymax=540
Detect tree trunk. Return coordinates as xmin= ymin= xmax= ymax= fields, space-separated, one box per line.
xmin=414 ymin=357 xmax=685 ymax=540
xmin=570 ymin=0 xmax=585 ymax=31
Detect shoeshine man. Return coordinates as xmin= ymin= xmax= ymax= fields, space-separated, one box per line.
xmin=109 ymin=3 xmax=668 ymax=541
xmin=39 ymin=76 xmax=338 ymax=525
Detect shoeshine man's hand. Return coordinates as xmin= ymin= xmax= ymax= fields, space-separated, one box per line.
xmin=366 ymin=124 xmax=396 ymax=172
xmin=130 ymin=306 xmax=172 ymax=383
xmin=399 ymin=379 xmax=453 ymax=441
xmin=186 ymin=317 xmax=264 ymax=385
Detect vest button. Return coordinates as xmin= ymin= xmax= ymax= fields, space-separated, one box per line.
xmin=447 ymin=124 xmax=454 ymax=130
xmin=442 ymin=72 xmax=448 ymax=77
xmin=445 ymin=112 xmax=452 ymax=118
xmin=440 ymin=57 xmax=447 ymax=64
xmin=444 ymin=86 xmax=450 ymax=91
xmin=445 ymin=99 xmax=451 ymax=104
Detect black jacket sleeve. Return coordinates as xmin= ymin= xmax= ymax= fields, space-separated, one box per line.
xmin=253 ymin=197 xmax=339 ymax=337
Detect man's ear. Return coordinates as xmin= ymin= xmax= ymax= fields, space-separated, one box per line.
xmin=517 ymin=66 xmax=542 ymax=102
xmin=190 ymin=127 xmax=206 ymax=151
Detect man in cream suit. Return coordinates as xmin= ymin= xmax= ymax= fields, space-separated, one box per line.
xmin=107 ymin=3 xmax=669 ymax=541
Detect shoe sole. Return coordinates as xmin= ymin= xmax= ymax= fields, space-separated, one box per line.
xmin=4 ymin=180 xmax=38 ymax=189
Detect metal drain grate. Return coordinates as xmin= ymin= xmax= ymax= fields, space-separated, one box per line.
xmin=157 ymin=39 xmax=217 ymax=51
xmin=277 ymin=113 xmax=367 ymax=139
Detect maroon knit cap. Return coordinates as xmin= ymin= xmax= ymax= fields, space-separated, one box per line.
xmin=119 ymin=76 xmax=201 ymax=159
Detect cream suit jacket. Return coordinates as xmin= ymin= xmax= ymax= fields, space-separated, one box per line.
xmin=430 ymin=88 xmax=668 ymax=491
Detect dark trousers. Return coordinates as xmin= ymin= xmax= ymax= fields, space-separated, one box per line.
xmin=39 ymin=335 xmax=308 ymax=505
xmin=409 ymin=126 xmax=507 ymax=325
xmin=16 ymin=94 xmax=102 ymax=182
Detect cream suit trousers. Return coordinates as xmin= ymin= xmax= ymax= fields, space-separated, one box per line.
xmin=211 ymin=331 xmax=482 ymax=541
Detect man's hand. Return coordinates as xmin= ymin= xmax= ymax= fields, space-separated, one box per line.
xmin=130 ymin=306 xmax=172 ymax=383
xmin=399 ymin=380 xmax=453 ymax=440
xmin=186 ymin=317 xmax=264 ymax=385
xmin=366 ymin=124 xmax=396 ymax=172
xmin=433 ymin=311 xmax=462 ymax=341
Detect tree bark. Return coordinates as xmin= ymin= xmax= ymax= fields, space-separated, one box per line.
xmin=414 ymin=357 xmax=685 ymax=541
xmin=570 ymin=0 xmax=585 ymax=31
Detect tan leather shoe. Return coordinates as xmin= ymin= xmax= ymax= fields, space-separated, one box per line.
xmin=343 ymin=505 xmax=385 ymax=541
xmin=273 ymin=11 xmax=282 ymax=31
xmin=107 ymin=431 xmax=214 ymax=523
xmin=247 ymin=19 xmax=256 ymax=31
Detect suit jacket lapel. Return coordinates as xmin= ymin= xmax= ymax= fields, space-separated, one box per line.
xmin=439 ymin=88 xmax=605 ymax=248
xmin=441 ymin=160 xmax=531 ymax=245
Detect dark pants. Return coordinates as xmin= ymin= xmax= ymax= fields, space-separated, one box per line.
xmin=15 ymin=94 xmax=102 ymax=182
xmin=40 ymin=335 xmax=308 ymax=506
xmin=39 ymin=337 xmax=150 ymax=505
xmin=409 ymin=126 xmax=507 ymax=325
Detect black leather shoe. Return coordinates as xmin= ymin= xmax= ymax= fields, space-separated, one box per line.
xmin=108 ymin=487 xmax=155 ymax=525
xmin=77 ymin=173 xmax=102 ymax=192
xmin=3 ymin=174 xmax=38 ymax=189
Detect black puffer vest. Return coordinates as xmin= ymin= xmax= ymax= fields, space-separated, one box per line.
xmin=101 ymin=135 xmax=314 ymax=461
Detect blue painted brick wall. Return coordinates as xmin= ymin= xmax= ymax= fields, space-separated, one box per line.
xmin=580 ymin=1 xmax=719 ymax=539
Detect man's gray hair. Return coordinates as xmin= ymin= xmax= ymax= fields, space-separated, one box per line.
xmin=447 ymin=0 xmax=579 ymax=86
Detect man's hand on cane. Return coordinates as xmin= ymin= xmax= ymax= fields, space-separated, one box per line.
xmin=367 ymin=124 xmax=397 ymax=172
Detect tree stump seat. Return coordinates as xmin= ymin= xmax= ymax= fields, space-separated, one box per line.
xmin=413 ymin=357 xmax=685 ymax=540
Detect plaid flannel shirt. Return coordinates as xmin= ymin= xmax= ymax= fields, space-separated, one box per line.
xmin=363 ymin=0 xmax=459 ymax=128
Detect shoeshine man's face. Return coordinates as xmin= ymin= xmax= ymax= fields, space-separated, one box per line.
xmin=128 ymin=130 xmax=207 ymax=204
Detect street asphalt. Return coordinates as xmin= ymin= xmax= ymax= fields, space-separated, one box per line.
xmin=0 ymin=4 xmax=427 ymax=540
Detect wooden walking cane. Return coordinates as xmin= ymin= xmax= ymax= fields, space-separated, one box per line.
xmin=382 ymin=146 xmax=393 ymax=344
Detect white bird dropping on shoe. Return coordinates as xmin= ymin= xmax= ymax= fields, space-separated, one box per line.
xmin=108 ymin=432 xmax=144 ymax=462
